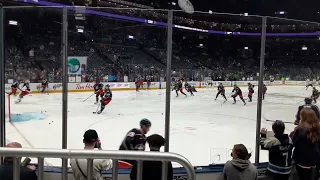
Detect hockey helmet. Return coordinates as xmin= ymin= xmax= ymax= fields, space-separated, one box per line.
xmin=234 ymin=84 xmax=238 ymax=87
xmin=305 ymin=97 xmax=312 ymax=104
xmin=105 ymin=84 xmax=110 ymax=88
xmin=140 ymin=118 xmax=151 ymax=127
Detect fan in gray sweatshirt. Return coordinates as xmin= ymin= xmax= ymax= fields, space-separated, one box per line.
xmin=219 ymin=158 xmax=258 ymax=180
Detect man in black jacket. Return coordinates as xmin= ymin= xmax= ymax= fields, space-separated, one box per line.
xmin=0 ymin=142 xmax=37 ymax=180
xmin=130 ymin=134 xmax=173 ymax=180
xmin=294 ymin=97 xmax=320 ymax=125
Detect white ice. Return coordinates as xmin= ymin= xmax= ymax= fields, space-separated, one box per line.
xmin=5 ymin=86 xmax=312 ymax=167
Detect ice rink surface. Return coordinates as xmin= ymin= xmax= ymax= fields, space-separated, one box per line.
xmin=5 ymin=86 xmax=314 ymax=167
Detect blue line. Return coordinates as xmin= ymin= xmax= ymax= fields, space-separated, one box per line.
xmin=17 ymin=0 xmax=320 ymax=36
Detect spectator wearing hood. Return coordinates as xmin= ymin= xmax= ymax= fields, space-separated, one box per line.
xmin=219 ymin=144 xmax=257 ymax=180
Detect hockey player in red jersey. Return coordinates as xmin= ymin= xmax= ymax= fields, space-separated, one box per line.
xmin=40 ymin=79 xmax=48 ymax=93
xmin=215 ymin=83 xmax=227 ymax=101
xmin=15 ymin=81 xmax=31 ymax=104
xmin=146 ymin=78 xmax=151 ymax=90
xmin=232 ymin=84 xmax=246 ymax=105
xmin=93 ymin=80 xmax=104 ymax=104
xmin=8 ymin=81 xmax=19 ymax=96
xmin=176 ymin=79 xmax=187 ymax=97
xmin=97 ymin=84 xmax=112 ymax=114
xmin=263 ymin=84 xmax=267 ymax=100
xmin=247 ymin=83 xmax=255 ymax=102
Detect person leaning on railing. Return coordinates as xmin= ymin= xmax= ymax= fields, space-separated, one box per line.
xmin=70 ymin=129 xmax=113 ymax=180
xmin=0 ymin=142 xmax=37 ymax=180
xmin=130 ymin=134 xmax=173 ymax=180
xmin=290 ymin=108 xmax=320 ymax=180
xmin=218 ymin=144 xmax=258 ymax=180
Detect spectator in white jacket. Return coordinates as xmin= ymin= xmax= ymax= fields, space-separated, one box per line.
xmin=70 ymin=129 xmax=113 ymax=180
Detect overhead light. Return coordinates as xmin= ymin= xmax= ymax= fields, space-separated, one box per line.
xmin=199 ymin=44 xmax=203 ymax=47
xmin=244 ymin=47 xmax=249 ymax=50
xmin=244 ymin=13 xmax=248 ymax=16
xmin=302 ymin=46 xmax=307 ymax=50
xmin=9 ymin=20 xmax=18 ymax=25
xmin=209 ymin=10 xmax=213 ymax=14
xmin=279 ymin=11 xmax=285 ymax=14
xmin=77 ymin=29 xmax=84 ymax=33
xmin=172 ymin=2 xmax=176 ymax=5
xmin=128 ymin=35 xmax=134 ymax=39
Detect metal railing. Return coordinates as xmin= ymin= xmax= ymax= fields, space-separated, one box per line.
xmin=0 ymin=147 xmax=196 ymax=180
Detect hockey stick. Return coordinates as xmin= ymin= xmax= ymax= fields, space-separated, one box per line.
xmin=92 ymin=103 xmax=101 ymax=114
xmin=82 ymin=93 xmax=95 ymax=102
xmin=262 ymin=114 xmax=294 ymax=124
xmin=221 ymin=93 xmax=232 ymax=106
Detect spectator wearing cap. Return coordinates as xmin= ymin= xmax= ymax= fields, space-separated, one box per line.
xmin=290 ymin=108 xmax=320 ymax=180
xmin=119 ymin=119 xmax=151 ymax=165
xmin=70 ymin=129 xmax=113 ymax=180
xmin=260 ymin=120 xmax=293 ymax=180
xmin=294 ymin=97 xmax=320 ymax=125
xmin=130 ymin=134 xmax=173 ymax=180
xmin=219 ymin=144 xmax=257 ymax=180
xmin=0 ymin=142 xmax=37 ymax=180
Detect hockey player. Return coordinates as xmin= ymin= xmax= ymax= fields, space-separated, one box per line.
xmin=263 ymin=84 xmax=267 ymax=100
xmin=15 ymin=81 xmax=31 ymax=104
xmin=96 ymin=84 xmax=112 ymax=114
xmin=294 ymin=97 xmax=320 ymax=125
xmin=247 ymin=83 xmax=255 ymax=102
xmin=146 ymin=78 xmax=151 ymax=90
xmin=40 ymin=79 xmax=48 ymax=93
xmin=306 ymin=81 xmax=313 ymax=90
xmin=260 ymin=120 xmax=294 ymax=180
xmin=184 ymin=82 xmax=194 ymax=96
xmin=8 ymin=81 xmax=20 ymax=96
xmin=231 ymin=84 xmax=246 ymax=105
xmin=311 ymin=87 xmax=319 ymax=104
xmin=135 ymin=78 xmax=140 ymax=92
xmin=176 ymin=79 xmax=187 ymax=97
xmin=215 ymin=83 xmax=227 ymax=101
xmin=93 ymin=80 xmax=104 ymax=104
xmin=119 ymin=118 xmax=151 ymax=165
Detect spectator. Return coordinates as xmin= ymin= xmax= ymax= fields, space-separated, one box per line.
xmin=130 ymin=134 xmax=173 ymax=180
xmin=70 ymin=129 xmax=113 ymax=180
xmin=294 ymin=97 xmax=320 ymax=125
xmin=0 ymin=142 xmax=37 ymax=180
xmin=219 ymin=144 xmax=257 ymax=180
xmin=260 ymin=120 xmax=294 ymax=180
xmin=290 ymin=108 xmax=320 ymax=180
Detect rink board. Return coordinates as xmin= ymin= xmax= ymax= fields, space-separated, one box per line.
xmin=4 ymin=80 xmax=308 ymax=94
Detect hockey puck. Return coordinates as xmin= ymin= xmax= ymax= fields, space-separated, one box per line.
xmin=118 ymin=114 xmax=121 ymax=115
xmin=161 ymin=113 xmax=163 ymax=115
xmin=49 ymin=123 xmax=51 ymax=124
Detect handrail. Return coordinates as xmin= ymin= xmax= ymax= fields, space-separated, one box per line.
xmin=0 ymin=147 xmax=196 ymax=180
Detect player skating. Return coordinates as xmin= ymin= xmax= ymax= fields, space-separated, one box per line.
xmin=40 ymin=79 xmax=48 ymax=93
xmin=176 ymin=79 xmax=187 ymax=97
xmin=184 ymin=82 xmax=194 ymax=96
xmin=247 ymin=83 xmax=255 ymax=102
xmin=119 ymin=118 xmax=151 ymax=165
xmin=15 ymin=80 xmax=31 ymax=104
xmin=8 ymin=81 xmax=20 ymax=96
xmin=215 ymin=83 xmax=227 ymax=101
xmin=263 ymin=84 xmax=267 ymax=100
xmin=93 ymin=80 xmax=104 ymax=104
xmin=96 ymin=84 xmax=112 ymax=114
xmin=232 ymin=84 xmax=246 ymax=105
xmin=146 ymin=78 xmax=151 ymax=90
xmin=306 ymin=81 xmax=313 ymax=90
xmin=311 ymin=87 xmax=319 ymax=104
xmin=135 ymin=78 xmax=141 ymax=92
xmin=294 ymin=97 xmax=320 ymax=125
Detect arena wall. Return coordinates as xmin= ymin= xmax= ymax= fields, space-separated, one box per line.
xmin=4 ymin=80 xmax=308 ymax=94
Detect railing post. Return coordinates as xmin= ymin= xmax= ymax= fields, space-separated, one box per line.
xmin=87 ymin=158 xmax=94 ymax=180
xmin=13 ymin=157 xmax=21 ymax=180
xmin=112 ymin=159 xmax=118 ymax=180
xmin=136 ymin=160 xmax=143 ymax=180
xmin=38 ymin=157 xmax=44 ymax=180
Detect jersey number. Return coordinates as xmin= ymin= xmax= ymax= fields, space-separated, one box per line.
xmin=282 ymin=152 xmax=289 ymax=167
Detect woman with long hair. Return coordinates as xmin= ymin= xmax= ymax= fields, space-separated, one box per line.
xmin=291 ymin=108 xmax=320 ymax=180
